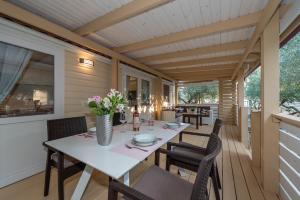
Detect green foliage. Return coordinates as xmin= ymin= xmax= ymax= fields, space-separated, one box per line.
xmin=280 ymin=32 xmax=300 ymax=105
xmin=178 ymin=84 xmax=218 ymax=104
xmin=245 ymin=32 xmax=300 ymax=114
xmin=245 ymin=68 xmax=261 ymax=110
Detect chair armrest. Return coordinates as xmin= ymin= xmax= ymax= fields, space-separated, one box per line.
xmin=108 ymin=180 xmax=154 ymax=200
xmin=180 ymin=131 xmax=211 ymax=137
xmin=155 ymin=148 xmax=168 ymax=166
xmin=167 ymin=142 xmax=206 ymax=154
xmin=165 ymin=150 xmax=202 ymax=163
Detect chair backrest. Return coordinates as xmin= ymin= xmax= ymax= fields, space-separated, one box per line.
xmin=212 ymin=118 xmax=222 ymax=135
xmin=190 ymin=134 xmax=222 ymax=200
xmin=47 ymin=116 xmax=87 ymax=141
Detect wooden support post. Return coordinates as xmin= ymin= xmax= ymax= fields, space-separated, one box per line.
xmin=260 ymin=11 xmax=280 ymax=195
xmin=175 ymin=83 xmax=179 ymax=105
xmin=237 ymin=70 xmax=245 ymax=140
xmin=111 ymin=58 xmax=118 ymax=90
xmin=153 ymin=77 xmax=162 ymax=120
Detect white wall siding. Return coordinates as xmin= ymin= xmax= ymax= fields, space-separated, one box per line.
xmin=279 ymin=122 xmax=300 ymax=200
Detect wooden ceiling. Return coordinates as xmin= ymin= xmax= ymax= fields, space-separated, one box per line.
xmin=4 ymin=0 xmax=291 ymax=81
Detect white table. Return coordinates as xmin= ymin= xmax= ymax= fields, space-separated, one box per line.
xmin=45 ymin=121 xmax=189 ymax=200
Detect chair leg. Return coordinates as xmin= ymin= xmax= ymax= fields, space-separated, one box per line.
xmin=179 ymin=132 xmax=183 ymax=142
xmin=57 ymin=151 xmax=64 ymax=200
xmin=166 ymin=158 xmax=170 ymax=171
xmin=44 ymin=150 xmax=52 ymax=196
xmin=216 ymin=164 xmax=222 ymax=189
xmin=155 ymin=150 xmax=160 ymax=166
xmin=210 ymin=170 xmax=220 ymax=200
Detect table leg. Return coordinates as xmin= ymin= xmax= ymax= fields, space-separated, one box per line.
xmin=71 ymin=165 xmax=93 ymax=200
xmin=183 ymin=116 xmax=186 ymax=123
xmin=123 ymin=172 xmax=130 ymax=186
xmin=200 ymin=115 xmax=203 ymax=126
xmin=196 ymin=116 xmax=199 ymax=129
xmin=188 ymin=116 xmax=190 ymax=123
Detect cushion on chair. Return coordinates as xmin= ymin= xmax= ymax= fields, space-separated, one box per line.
xmin=172 ymin=145 xmax=204 ymax=166
xmin=51 ymin=153 xmax=79 ymax=168
xmin=133 ymin=166 xmax=193 ymax=200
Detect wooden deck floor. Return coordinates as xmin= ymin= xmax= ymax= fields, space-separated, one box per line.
xmin=0 ymin=125 xmax=272 ymax=200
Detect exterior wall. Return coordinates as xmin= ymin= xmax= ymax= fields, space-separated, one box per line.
xmin=0 ymin=18 xmax=111 ymax=187
xmin=218 ymin=79 xmax=236 ymax=125
xmin=64 ymin=50 xmax=111 ymax=128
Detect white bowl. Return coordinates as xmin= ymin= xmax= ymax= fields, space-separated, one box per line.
xmin=166 ymin=122 xmax=180 ymax=129
xmin=133 ymin=133 xmax=156 ymax=143
xmin=88 ymin=127 xmax=96 ymax=132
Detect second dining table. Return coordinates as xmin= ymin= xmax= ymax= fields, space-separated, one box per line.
xmin=44 ymin=120 xmax=189 ymax=200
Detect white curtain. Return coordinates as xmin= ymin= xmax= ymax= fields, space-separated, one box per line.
xmin=0 ymin=42 xmax=32 ymax=103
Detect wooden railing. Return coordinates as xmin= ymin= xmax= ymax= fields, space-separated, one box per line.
xmin=273 ymin=113 xmax=300 ymax=200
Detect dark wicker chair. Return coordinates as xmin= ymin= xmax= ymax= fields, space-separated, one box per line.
xmin=43 ymin=116 xmax=87 ymax=200
xmin=155 ymin=120 xmax=223 ymax=200
xmin=108 ymin=134 xmax=222 ymax=200
xmin=179 ymin=118 xmax=222 ymax=142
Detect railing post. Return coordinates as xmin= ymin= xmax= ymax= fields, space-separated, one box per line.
xmin=260 ymin=11 xmax=280 ymax=195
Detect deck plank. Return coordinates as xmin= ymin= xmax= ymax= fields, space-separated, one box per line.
xmin=230 ymin=126 xmax=266 ymax=200
xmin=222 ymin=126 xmax=237 ymax=200
xmin=226 ymin=126 xmax=251 ymax=200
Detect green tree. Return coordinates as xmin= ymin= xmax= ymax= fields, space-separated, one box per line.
xmin=245 ymin=68 xmax=261 ymax=110
xmin=245 ymin=32 xmax=300 ymax=115
xmin=179 ymin=84 xmax=218 ymax=104
xmin=279 ymin=32 xmax=300 ymax=114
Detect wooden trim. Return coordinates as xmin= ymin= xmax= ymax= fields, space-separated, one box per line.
xmin=272 ymin=113 xmax=300 ymax=128
xmin=169 ymin=69 xmax=233 ymax=76
xmin=159 ymin=63 xmax=237 ymax=72
xmin=280 ymin=15 xmax=300 ymax=46
xmin=114 ymin=11 xmax=262 ymax=53
xmin=174 ymin=74 xmax=231 ymax=81
xmin=231 ymin=1 xmax=283 ymax=79
xmin=138 ymin=40 xmax=249 ymax=63
xmin=0 ymin=1 xmax=173 ymax=81
xmin=111 ymin=58 xmax=119 ymax=89
xmin=75 ymin=0 xmax=173 ymax=36
xmin=152 ymin=55 xmax=245 ymax=69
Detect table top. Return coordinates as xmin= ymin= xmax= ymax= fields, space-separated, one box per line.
xmin=45 ymin=121 xmax=189 ymax=179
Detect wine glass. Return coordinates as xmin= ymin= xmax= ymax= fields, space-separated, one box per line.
xmin=119 ymin=111 xmax=127 ymax=125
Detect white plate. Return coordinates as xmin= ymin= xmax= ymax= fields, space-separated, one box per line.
xmin=88 ymin=127 xmax=96 ymax=132
xmin=133 ymin=133 xmax=156 ymax=143
xmin=131 ymin=140 xmax=157 ymax=147
xmin=166 ymin=122 xmax=180 ymax=129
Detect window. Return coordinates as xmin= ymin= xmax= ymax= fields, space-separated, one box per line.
xmin=0 ymin=41 xmax=54 ymax=118
xmin=163 ymin=84 xmax=170 ymax=102
xmin=126 ymin=75 xmax=138 ymax=106
xmin=141 ymin=79 xmax=150 ymax=105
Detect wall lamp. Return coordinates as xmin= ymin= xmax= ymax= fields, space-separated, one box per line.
xmin=79 ymin=58 xmax=94 ymax=68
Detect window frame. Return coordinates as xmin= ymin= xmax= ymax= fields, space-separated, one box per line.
xmin=0 ymin=22 xmax=64 ymax=125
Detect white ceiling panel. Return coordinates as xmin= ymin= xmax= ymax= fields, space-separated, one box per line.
xmin=8 ymin=0 xmax=132 ymax=30
xmin=125 ymin=27 xmax=254 ymax=58
xmin=96 ymin=0 xmax=266 ymax=47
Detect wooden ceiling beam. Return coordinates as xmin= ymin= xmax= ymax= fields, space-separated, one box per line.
xmin=0 ymin=1 xmax=173 ymax=81
xmin=170 ymin=70 xmax=233 ymax=77
xmin=138 ymin=40 xmax=249 ymax=63
xmin=174 ymin=74 xmax=231 ymax=81
xmin=165 ymin=67 xmax=236 ymax=74
xmin=75 ymin=0 xmax=173 ymax=36
xmin=152 ymin=55 xmax=243 ymax=68
xmin=231 ymin=0 xmax=283 ymax=79
xmin=114 ymin=11 xmax=262 ymax=53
